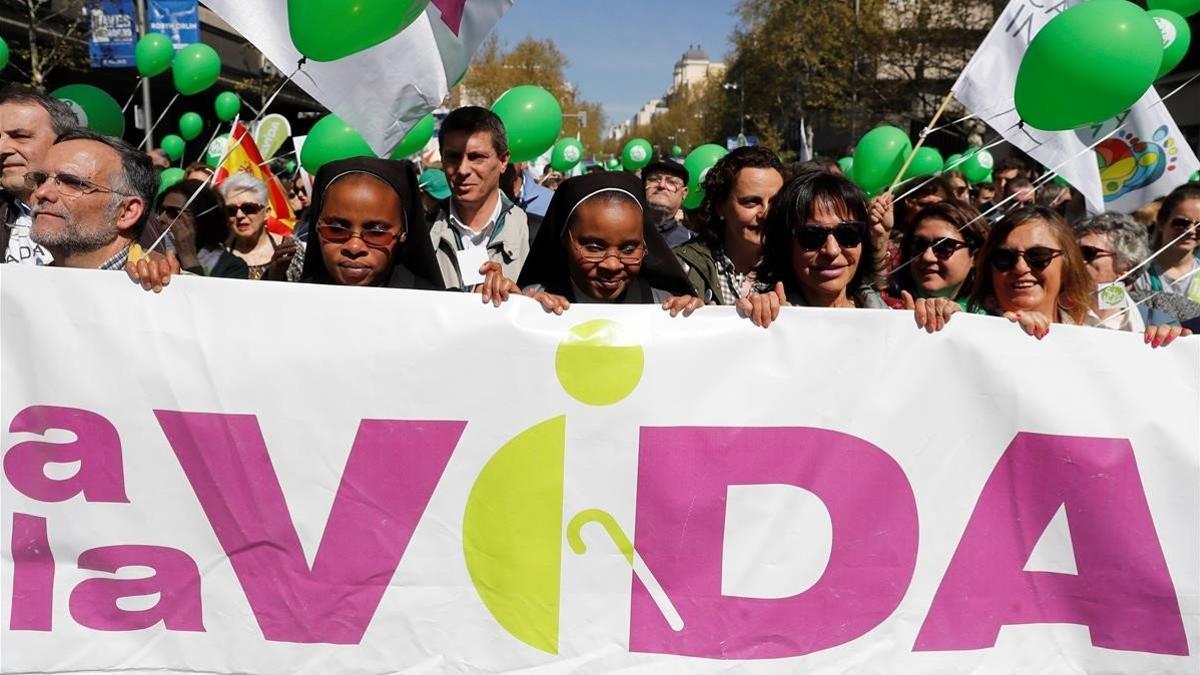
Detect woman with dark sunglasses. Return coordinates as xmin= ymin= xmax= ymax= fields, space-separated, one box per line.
xmin=888 ymin=201 xmax=988 ymax=315
xmin=156 ymin=180 xmax=248 ymax=279
xmin=297 ymin=157 xmax=445 ymax=289
xmin=738 ymin=170 xmax=912 ymax=328
xmin=218 ymin=173 xmax=298 ymax=281
xmin=1144 ymin=184 xmax=1200 ymax=304
xmin=512 ymin=172 xmax=697 ymax=313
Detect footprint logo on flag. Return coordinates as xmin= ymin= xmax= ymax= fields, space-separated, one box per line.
xmin=1096 ymin=126 xmax=1181 ymax=202
xmin=461 ymin=320 xmax=682 ymax=654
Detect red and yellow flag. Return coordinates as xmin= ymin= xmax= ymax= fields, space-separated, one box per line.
xmin=213 ymin=122 xmax=295 ymax=235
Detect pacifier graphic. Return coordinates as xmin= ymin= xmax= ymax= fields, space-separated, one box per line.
xmin=462 ymin=320 xmax=683 ymax=654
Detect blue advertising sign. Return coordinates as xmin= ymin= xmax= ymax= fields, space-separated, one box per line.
xmin=148 ymin=0 xmax=200 ymax=50
xmin=87 ymin=0 xmax=137 ymax=69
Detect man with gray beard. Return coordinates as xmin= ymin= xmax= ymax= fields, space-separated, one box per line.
xmin=28 ymin=130 xmax=156 ymax=271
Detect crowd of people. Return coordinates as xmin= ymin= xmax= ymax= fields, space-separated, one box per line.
xmin=2 ymin=84 xmax=1197 ymax=348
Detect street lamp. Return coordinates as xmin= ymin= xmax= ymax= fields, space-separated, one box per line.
xmin=723 ymin=80 xmax=746 ymax=147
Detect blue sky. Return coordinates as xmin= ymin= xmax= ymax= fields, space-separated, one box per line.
xmin=492 ymin=0 xmax=738 ymax=130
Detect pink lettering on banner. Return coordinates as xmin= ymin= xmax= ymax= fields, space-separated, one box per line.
xmin=915 ymin=432 xmax=1187 ymax=655
xmin=9 ymin=513 xmax=54 ymax=631
xmin=155 ymin=412 xmax=465 ymax=645
xmin=4 ymin=406 xmax=127 ymax=503
xmin=630 ymin=427 xmax=919 ymax=659
xmin=70 ymin=545 xmax=204 ymax=632
xmin=431 ymin=0 xmax=466 ymax=35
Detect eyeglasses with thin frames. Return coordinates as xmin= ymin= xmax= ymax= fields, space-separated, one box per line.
xmin=566 ymin=232 xmax=646 ymax=265
xmin=24 ymin=171 xmax=132 ymax=199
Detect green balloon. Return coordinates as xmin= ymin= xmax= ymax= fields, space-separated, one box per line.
xmin=178 ymin=112 xmax=203 ymax=141
xmin=621 ymin=138 xmax=653 ymax=171
xmin=50 ymin=84 xmax=125 ymax=137
xmin=158 ymin=167 xmax=185 ymax=195
xmin=551 ymin=137 xmax=584 ymax=172
xmin=205 ymin=133 xmax=230 ymax=167
xmin=172 ymin=43 xmax=222 ymax=96
xmin=1189 ymin=170 xmax=1199 ymax=182
xmin=1148 ymin=0 xmax=1200 ymax=18
xmin=671 ymin=144 xmax=683 ymax=158
xmin=160 ymin=134 xmax=186 ymax=162
xmin=605 ymin=158 xmax=620 ymax=171
xmin=960 ymin=148 xmax=994 ymax=184
xmin=0 ymin=36 xmax=9 ymax=72
xmin=1053 ymin=174 xmax=1070 ymax=187
xmin=300 ymin=114 xmax=374 ymax=174
xmin=214 ymin=91 xmax=241 ymax=122
xmin=285 ymin=159 xmax=297 ymax=174
xmin=903 ymin=146 xmax=944 ymax=180
xmin=491 ymin=85 xmax=563 ymax=163
xmin=1149 ymin=10 xmax=1192 ymax=78
xmin=850 ymin=125 xmax=912 ymax=195
xmin=1015 ymin=0 xmax=1162 ymax=131
xmin=135 ymin=33 xmax=174 ymax=78
xmin=288 ymin=0 xmax=430 ymax=62
xmin=682 ymin=143 xmax=729 ymax=209
xmin=944 ymin=153 xmax=964 ymax=170
xmin=837 ymin=156 xmax=854 ymax=174
xmin=388 ymin=114 xmax=435 ymax=159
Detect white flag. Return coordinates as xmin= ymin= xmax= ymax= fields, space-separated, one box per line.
xmin=201 ymin=0 xmax=513 ymax=155
xmin=953 ymin=0 xmax=1198 ymax=214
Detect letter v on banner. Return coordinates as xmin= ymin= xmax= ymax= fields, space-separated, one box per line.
xmin=953 ymin=0 xmax=1199 ymax=214
xmin=155 ymin=412 xmax=465 ymax=644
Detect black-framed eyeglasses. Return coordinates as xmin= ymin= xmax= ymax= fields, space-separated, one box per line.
xmin=568 ymin=234 xmax=646 ymax=265
xmin=990 ymin=246 xmax=1063 ymax=272
xmin=24 ymin=171 xmax=131 ymax=199
xmin=317 ymin=223 xmax=402 ymax=249
xmin=1079 ymin=245 xmax=1115 ymax=264
xmin=792 ymin=221 xmax=866 ymax=251
xmin=911 ymin=236 xmax=969 ymax=260
xmin=1168 ymin=217 xmax=1198 ymax=231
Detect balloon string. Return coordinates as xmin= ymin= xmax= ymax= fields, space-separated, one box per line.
xmin=249 ymin=58 xmax=308 ymax=127
xmin=255 ymin=149 xmax=296 ymax=168
xmin=195 ymin=124 xmax=222 ymax=164
xmin=886 ymin=90 xmax=957 ymax=195
xmin=142 ymin=113 xmax=246 ymax=256
xmin=894 ymin=133 xmax=1012 ymax=203
xmin=1091 ymin=236 xmax=1200 ymax=330
xmin=138 ymin=93 xmax=180 ymax=150
xmin=121 ymin=77 xmax=144 ymax=114
xmin=1114 ymin=218 xmax=1200 ymax=285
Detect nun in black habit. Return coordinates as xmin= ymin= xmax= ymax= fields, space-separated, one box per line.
xmin=299 ymin=157 xmax=445 ymax=289
xmin=514 ymin=172 xmax=701 ymax=315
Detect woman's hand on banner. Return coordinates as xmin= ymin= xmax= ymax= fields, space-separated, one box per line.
xmin=662 ymin=295 xmax=703 ymax=318
xmin=736 ymin=282 xmax=788 ymax=329
xmin=902 ymin=291 xmax=959 ymax=334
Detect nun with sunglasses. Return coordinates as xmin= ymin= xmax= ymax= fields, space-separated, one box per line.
xmin=969 ymin=206 xmax=1188 ymax=347
xmin=739 ymin=170 xmax=959 ymax=330
xmin=494 ymin=172 xmax=698 ymax=314
xmin=297 ymin=157 xmax=445 ymax=289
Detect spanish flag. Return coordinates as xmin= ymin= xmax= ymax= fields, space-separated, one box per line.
xmin=213 ymin=122 xmax=295 ymax=235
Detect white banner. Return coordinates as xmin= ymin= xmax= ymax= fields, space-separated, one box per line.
xmin=954 ymin=0 xmax=1199 ymax=214
xmin=2 ymin=266 xmax=1199 ymax=673
xmin=200 ymin=0 xmax=511 ymax=155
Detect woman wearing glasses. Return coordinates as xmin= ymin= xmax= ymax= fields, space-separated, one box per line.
xmin=514 ymin=172 xmax=696 ymax=312
xmin=888 ymin=201 xmax=988 ymax=315
xmin=297 ymin=157 xmax=444 ymax=289
xmin=968 ymin=206 xmax=1188 ymax=347
xmin=218 ymin=173 xmax=299 ymax=281
xmin=1142 ymin=184 xmax=1200 ymax=304
xmin=738 ymin=170 xmax=921 ymax=328
xmin=674 ymin=146 xmax=785 ymax=305
xmin=156 ymin=180 xmax=248 ymax=279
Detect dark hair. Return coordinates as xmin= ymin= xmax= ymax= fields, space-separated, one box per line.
xmin=159 ymin=180 xmax=228 ymax=249
xmin=967 ymin=205 xmax=1094 ymax=323
xmin=894 ymin=175 xmax=952 ymax=232
xmin=1156 ymin=184 xmax=1200 ymax=245
xmin=995 ymin=156 xmax=1027 ymax=175
xmin=896 ymin=201 xmax=988 ymax=298
xmin=499 ymin=162 xmax=519 ymax=203
xmin=438 ymin=106 xmax=508 ymax=157
xmin=784 ymin=157 xmax=839 ymax=181
xmin=692 ymin=146 xmax=783 ymax=249
xmin=1004 ymin=176 xmax=1034 ymax=195
xmin=756 ymin=170 xmax=877 ymax=300
xmin=0 ymin=84 xmax=80 ymax=137
xmin=54 ymin=129 xmax=156 ymax=234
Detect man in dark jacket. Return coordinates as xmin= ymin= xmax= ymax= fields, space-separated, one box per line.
xmin=642 ymin=159 xmax=693 ymax=248
xmin=0 ymin=85 xmax=80 ymax=264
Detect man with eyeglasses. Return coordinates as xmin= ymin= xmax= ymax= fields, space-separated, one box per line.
xmin=28 ymin=130 xmax=157 ymax=272
xmin=641 ymin=160 xmax=693 ymax=248
xmin=0 ymin=85 xmax=80 ymax=265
